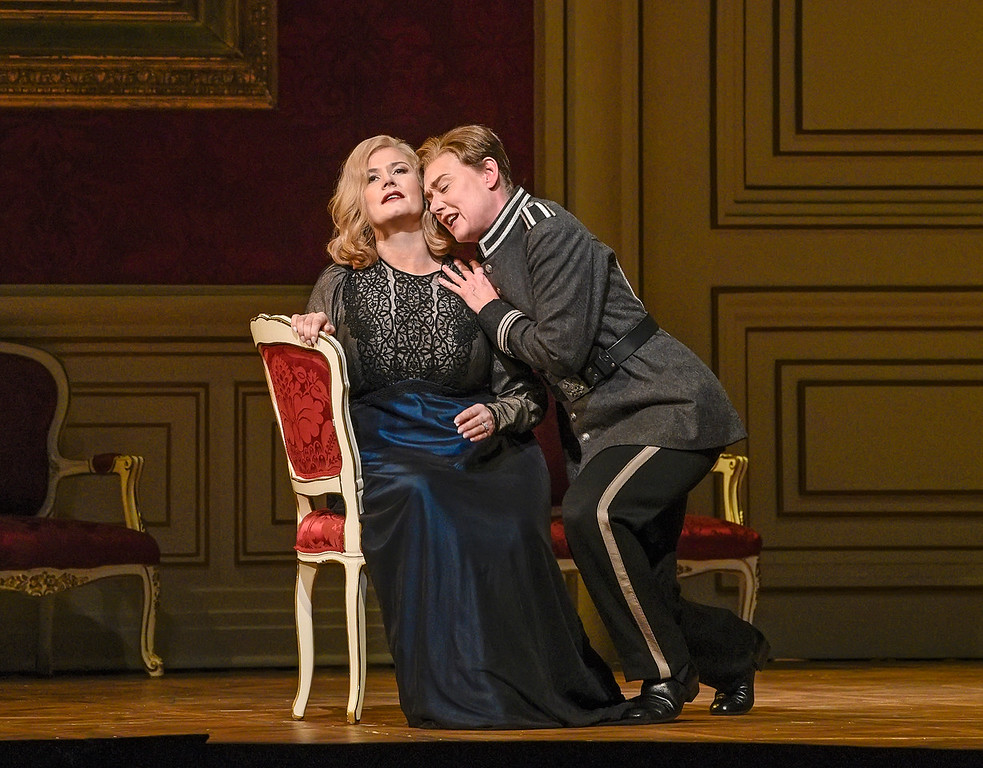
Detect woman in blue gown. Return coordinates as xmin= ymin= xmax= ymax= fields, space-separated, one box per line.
xmin=291 ymin=135 xmax=628 ymax=729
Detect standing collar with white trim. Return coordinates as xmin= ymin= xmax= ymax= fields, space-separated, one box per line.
xmin=478 ymin=187 xmax=531 ymax=259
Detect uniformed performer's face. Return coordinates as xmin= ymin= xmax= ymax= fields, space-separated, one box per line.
xmin=361 ymin=147 xmax=424 ymax=231
xmin=424 ymin=152 xmax=500 ymax=244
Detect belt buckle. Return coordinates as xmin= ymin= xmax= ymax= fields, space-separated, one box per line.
xmin=557 ymin=376 xmax=592 ymax=401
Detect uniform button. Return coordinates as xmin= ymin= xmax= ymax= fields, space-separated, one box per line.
xmin=570 ymin=412 xmax=577 ymax=422
xmin=580 ymin=433 xmax=590 ymax=442
xmin=484 ymin=264 xmax=494 ymax=274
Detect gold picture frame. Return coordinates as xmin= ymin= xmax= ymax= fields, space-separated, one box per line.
xmin=0 ymin=0 xmax=276 ymax=108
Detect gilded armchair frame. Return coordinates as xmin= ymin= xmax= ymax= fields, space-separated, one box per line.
xmin=0 ymin=342 xmax=162 ymax=677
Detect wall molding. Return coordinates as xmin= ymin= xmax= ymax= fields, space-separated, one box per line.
xmin=714 ymin=286 xmax=983 ymax=588
xmin=713 ymin=0 xmax=983 ymax=227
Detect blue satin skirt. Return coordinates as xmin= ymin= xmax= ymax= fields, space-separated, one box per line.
xmin=351 ymin=380 xmax=628 ymax=728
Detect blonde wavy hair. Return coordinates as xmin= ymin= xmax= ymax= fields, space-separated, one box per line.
xmin=417 ymin=124 xmax=514 ymax=253
xmin=326 ymin=135 xmax=449 ymax=268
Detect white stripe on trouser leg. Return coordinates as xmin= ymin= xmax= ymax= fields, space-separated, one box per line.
xmin=596 ymin=446 xmax=672 ymax=679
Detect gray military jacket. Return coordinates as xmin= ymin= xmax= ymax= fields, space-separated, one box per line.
xmin=474 ymin=187 xmax=747 ymax=468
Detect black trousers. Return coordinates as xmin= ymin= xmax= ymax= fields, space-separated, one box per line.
xmin=562 ymin=444 xmax=762 ymax=690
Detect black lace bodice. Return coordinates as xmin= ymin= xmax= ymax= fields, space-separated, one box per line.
xmin=306 ymin=258 xmax=546 ymax=432
xmin=341 ymin=259 xmax=481 ymax=391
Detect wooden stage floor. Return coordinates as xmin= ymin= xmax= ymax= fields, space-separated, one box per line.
xmin=2 ymin=661 xmax=982 ymax=766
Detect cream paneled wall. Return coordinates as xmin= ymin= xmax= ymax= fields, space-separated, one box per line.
xmin=715 ymin=0 xmax=983 ymax=226
xmin=716 ymin=288 xmax=983 ymax=582
xmin=547 ymin=0 xmax=983 ymax=659
xmin=0 ymin=287 xmax=390 ymax=672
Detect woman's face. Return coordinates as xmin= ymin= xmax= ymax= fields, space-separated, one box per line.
xmin=423 ymin=152 xmax=500 ymax=244
xmin=361 ymin=146 xmax=424 ymax=230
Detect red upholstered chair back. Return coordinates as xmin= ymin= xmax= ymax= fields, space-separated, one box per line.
xmin=250 ymin=313 xmax=363 ymax=558
xmin=0 ymin=348 xmax=63 ymax=518
xmin=259 ymin=343 xmax=344 ymax=482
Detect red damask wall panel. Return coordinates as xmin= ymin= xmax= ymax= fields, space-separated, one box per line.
xmin=0 ymin=1 xmax=534 ymax=285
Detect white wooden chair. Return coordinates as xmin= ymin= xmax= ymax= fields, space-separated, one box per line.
xmin=249 ymin=313 xmax=367 ymax=723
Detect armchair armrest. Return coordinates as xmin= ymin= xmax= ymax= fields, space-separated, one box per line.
xmin=53 ymin=453 xmax=147 ymax=533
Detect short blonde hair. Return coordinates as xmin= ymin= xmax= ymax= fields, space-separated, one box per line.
xmin=417 ymin=124 xmax=514 ymax=191
xmin=327 ymin=135 xmax=448 ymax=268
xmin=417 ymin=125 xmax=514 ymax=253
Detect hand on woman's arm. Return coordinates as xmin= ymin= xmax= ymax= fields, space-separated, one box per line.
xmin=290 ymin=312 xmax=335 ymax=346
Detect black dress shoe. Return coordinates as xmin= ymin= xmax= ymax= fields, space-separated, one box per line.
xmin=709 ymin=632 xmax=770 ymax=716
xmin=624 ymin=665 xmax=700 ymax=724
xmin=709 ymin=680 xmax=753 ymax=715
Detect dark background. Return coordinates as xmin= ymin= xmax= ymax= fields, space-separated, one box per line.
xmin=0 ymin=1 xmax=534 ymax=286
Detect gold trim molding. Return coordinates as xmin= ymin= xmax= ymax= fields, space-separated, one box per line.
xmin=0 ymin=0 xmax=277 ymax=108
xmin=0 ymin=571 xmax=92 ymax=596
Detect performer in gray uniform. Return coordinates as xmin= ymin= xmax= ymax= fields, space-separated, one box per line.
xmin=419 ymin=124 xmax=770 ymax=723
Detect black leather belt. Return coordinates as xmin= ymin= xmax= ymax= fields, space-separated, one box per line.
xmin=551 ymin=314 xmax=659 ymax=401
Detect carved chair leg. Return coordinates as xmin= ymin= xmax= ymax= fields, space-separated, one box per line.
xmin=344 ymin=562 xmax=368 ymax=724
xmin=292 ymin=561 xmax=319 ymax=720
xmin=139 ymin=566 xmax=164 ymax=677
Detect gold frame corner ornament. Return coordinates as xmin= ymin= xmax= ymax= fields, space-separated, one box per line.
xmin=0 ymin=0 xmax=277 ymax=109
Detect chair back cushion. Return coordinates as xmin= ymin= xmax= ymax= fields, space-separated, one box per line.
xmin=0 ymin=516 xmax=161 ymax=569
xmin=260 ymin=344 xmax=343 ymax=480
xmin=0 ymin=352 xmax=59 ymax=516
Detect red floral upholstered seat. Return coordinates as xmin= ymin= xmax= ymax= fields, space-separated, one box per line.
xmin=677 ymin=514 xmax=762 ymax=561
xmin=295 ymin=508 xmax=347 ymax=554
xmin=536 ymin=399 xmax=761 ymax=623
xmin=0 ymin=342 xmax=162 ymax=677
xmin=548 ymin=514 xmax=761 ymax=564
xmin=250 ymin=313 xmax=366 ymax=724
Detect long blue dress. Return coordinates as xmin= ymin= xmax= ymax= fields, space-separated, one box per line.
xmin=307 ymin=259 xmax=627 ymax=728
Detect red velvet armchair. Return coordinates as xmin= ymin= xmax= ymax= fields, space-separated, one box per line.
xmin=0 ymin=342 xmax=163 ymax=676
xmin=536 ymin=399 xmax=762 ymax=623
